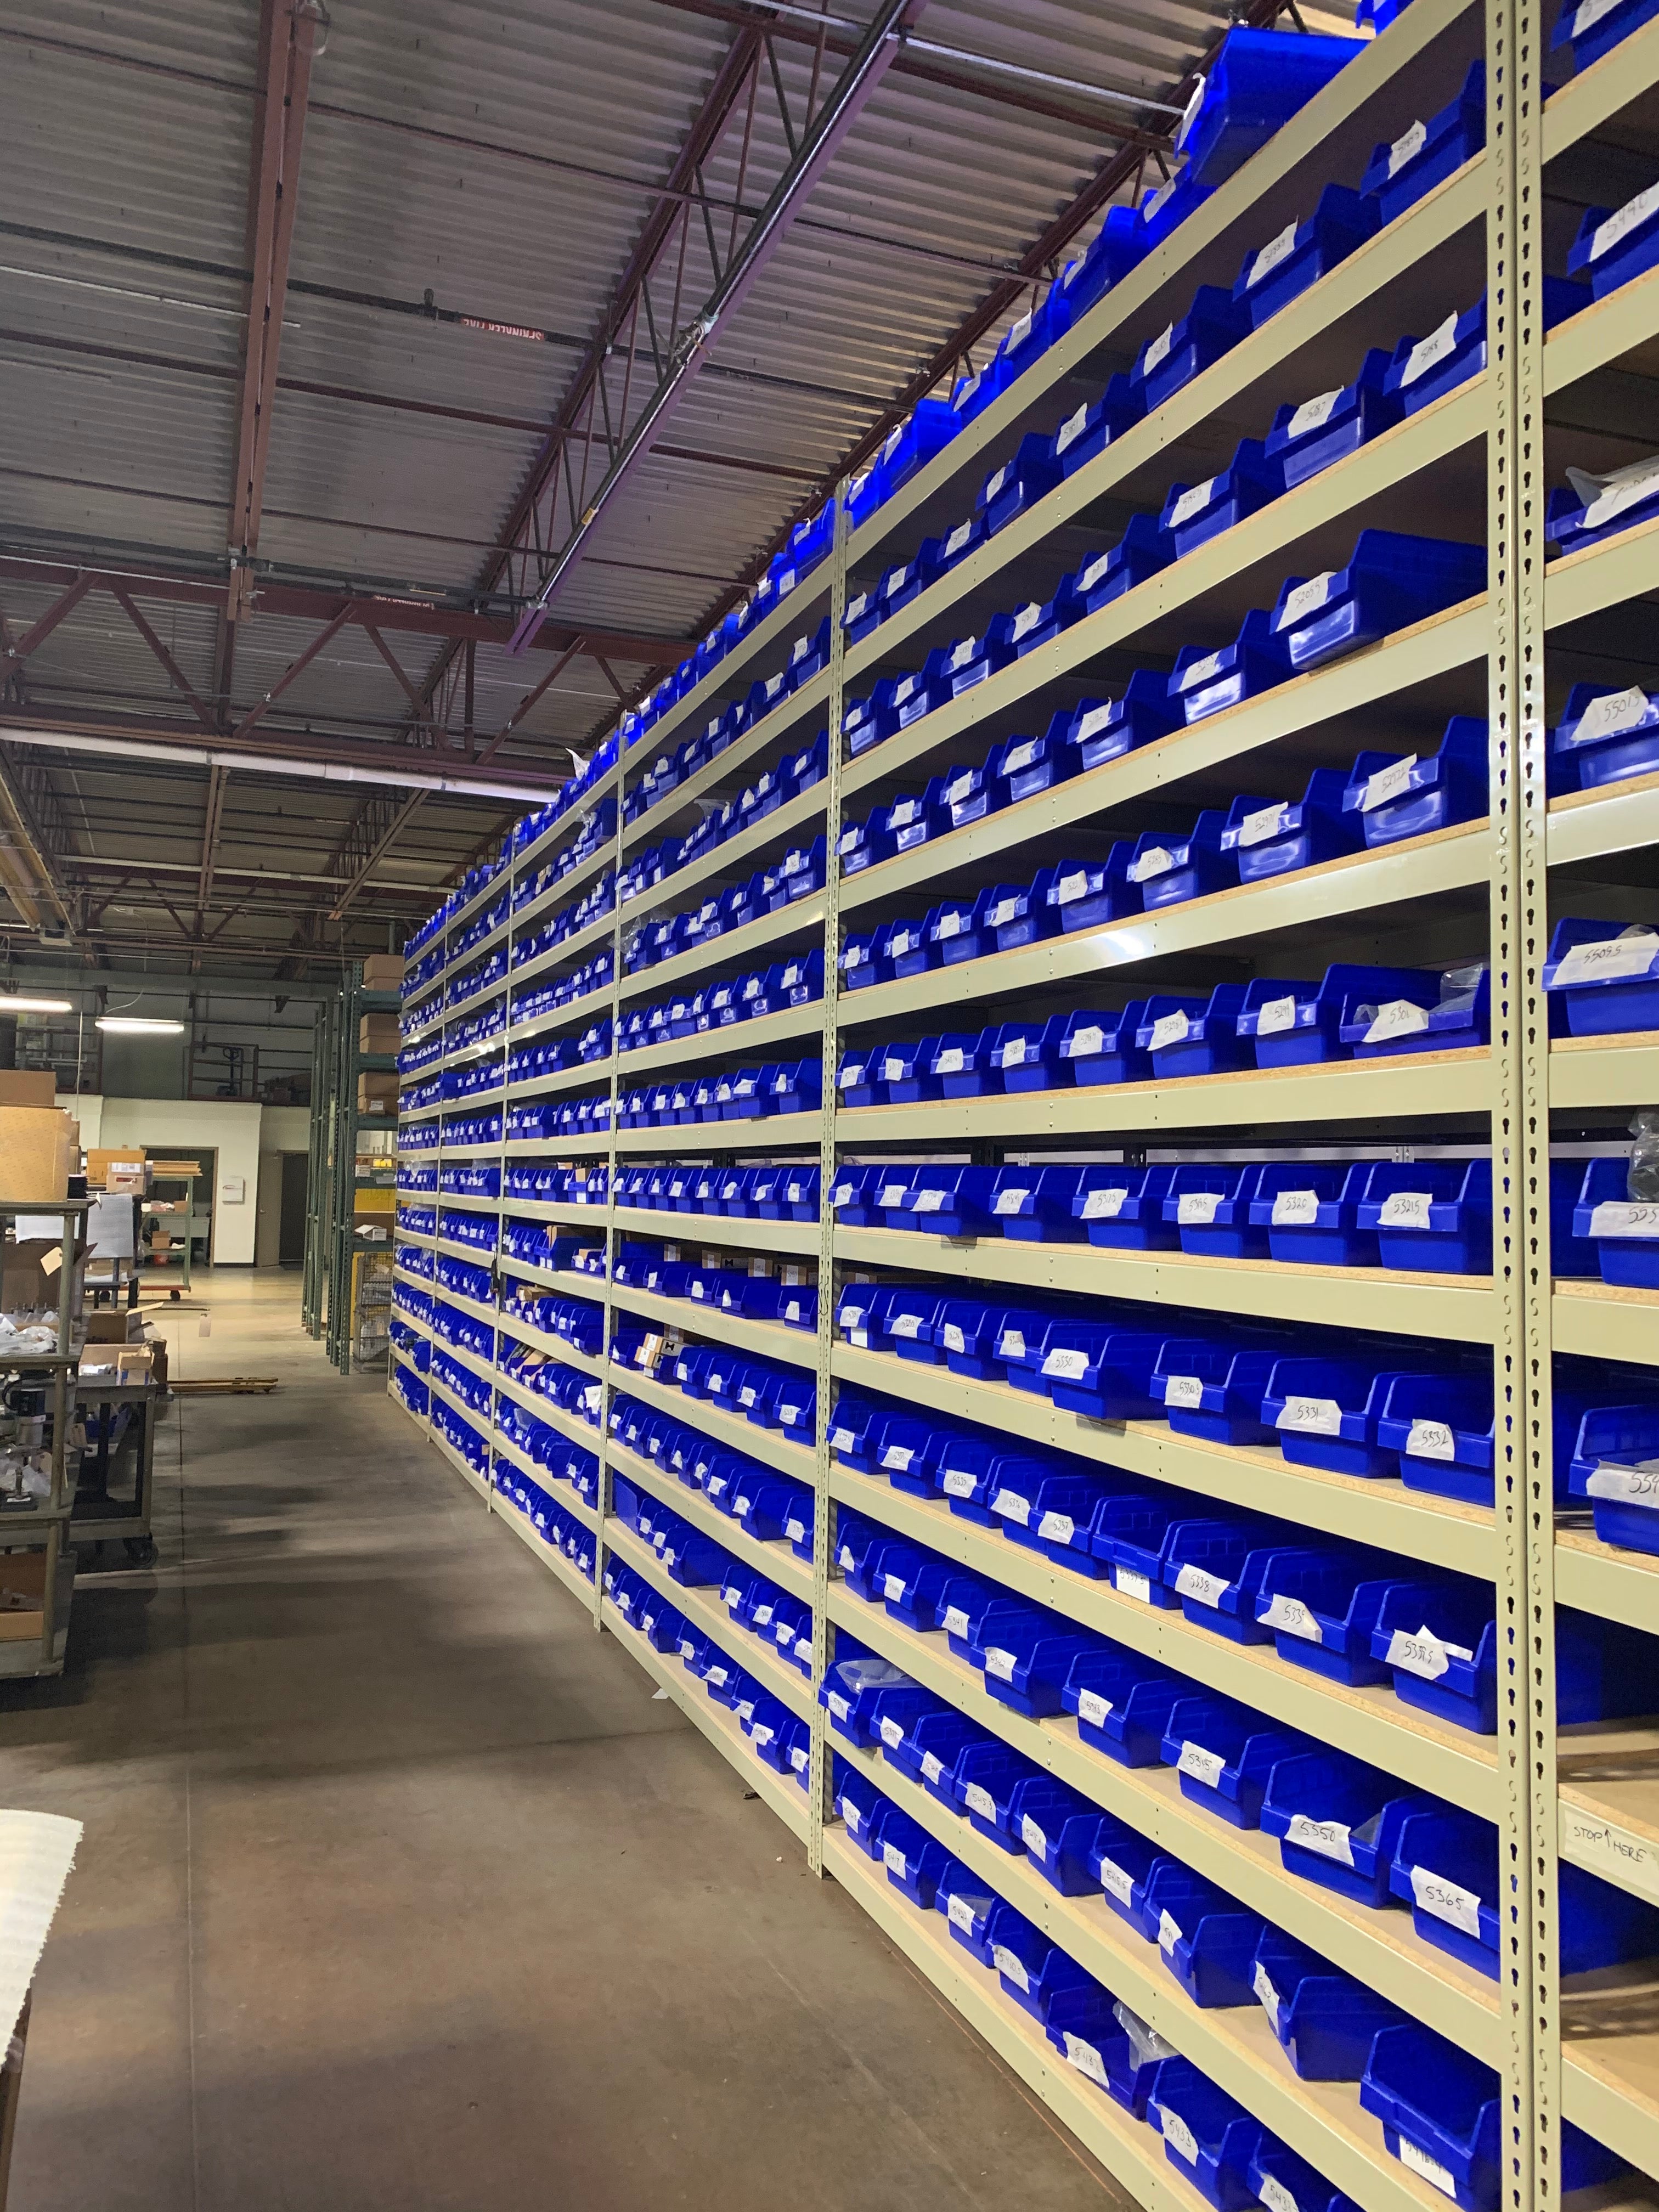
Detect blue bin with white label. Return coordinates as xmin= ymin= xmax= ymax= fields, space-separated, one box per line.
xmin=1044 ymin=1324 xmax=1173 ymax=1419
xmin=1544 ymin=916 xmax=1659 ymax=1034
xmin=1163 ymin=1694 xmax=1313 ymax=1827
xmin=1373 ymin=1590 xmax=1659 ymax=1734
xmin=1149 ymin=2058 xmax=1268 ymax=2210
xmin=1163 ymin=1519 xmax=1296 ymax=1643
xmin=1363 ymin=2025 xmax=1621 ymax=2212
xmin=1260 ymin=1749 xmax=1437 ymax=1907
xmin=1131 ymin=286 xmax=1251 ymax=412
xmin=1233 ymin=184 xmax=1379 ymax=327
xmin=1172 ymin=609 xmax=1296 ymax=724
xmin=1551 ymin=0 xmax=1659 ymax=72
xmin=1356 ymin=1160 xmax=1492 ymax=1272
xmin=1342 ymin=716 xmax=1491 ymax=847
xmin=953 ymin=1738 xmax=1041 ymax=1853
xmin=989 ymin=869 xmax=1063 ymax=952
xmin=1152 ymin=1875 xmax=1270 ymax=2012
xmin=1568 ymin=1401 xmax=1659 ymax=1553
xmin=1048 ymin=847 xmax=1140 ymax=933
xmin=988 ymin=1016 xmax=1068 ymax=1091
xmin=1336 ymin=963 xmax=1490 ymax=1057
xmin=1251 ymin=1927 xmax=1403 ymax=2080
xmin=1008 ymin=1776 xmax=1110 ymax=1894
xmin=886 ymin=1163 xmax=1000 ymax=1237
xmin=1073 ymin=672 xmax=1183 ymax=768
xmin=1265 ymin=347 xmax=1402 ymax=489
xmin=991 ymin=1165 xmax=1088 ymax=1243
xmin=1045 ymin=1986 xmax=1156 ymax=2110
xmin=876 ymin=1813 xmax=952 ymax=1909
xmin=821 ymin=1653 xmax=928 ymax=1750
xmin=977 ymin=434 xmax=1064 ymax=534
xmin=1549 ymin=680 xmax=1659 ymax=795
xmin=1379 ymin=1365 xmax=1617 ymax=1504
xmin=976 ymin=1600 xmax=1099 ymax=1718
xmin=1252 ymin=1547 xmax=1414 ymax=1685
xmin=987 ymin=1906 xmax=1094 ymax=2023
xmin=1248 ymin=1163 xmax=1378 ymax=1266
xmin=834 ymin=1765 xmax=890 ymax=1853
xmin=1163 ymin=1164 xmax=1268 ymax=1257
xmin=1059 ymin=1006 xmax=1154 ymax=1089
xmin=1052 ymin=369 xmax=1146 ymax=478
xmin=1576 ymin=1156 xmax=1659 ymax=1286
xmin=1220 ymin=771 xmax=1360 ymax=883
xmin=1138 ymin=984 xmax=1253 ymax=1077
xmin=1160 ymin=439 xmax=1284 ymax=557
xmin=1272 ymin=533 xmax=1487 ymax=673
xmin=935 ymin=1861 xmax=1002 ymax=1965
xmin=1060 ymin=514 xmax=1175 ymax=616
xmin=1262 ymin=1353 xmax=1434 ymax=1475
xmin=1403 ymin=281 xmax=1586 ymax=416
xmin=1064 ymin=1647 xmax=1188 ymax=1765
xmin=1135 ymin=166 xmax=1214 ymax=251
xmin=996 ymin=710 xmax=1085 ymax=802
xmin=926 ymin=1030 xmax=994 ymax=1099
xmin=1176 ymin=24 xmax=1363 ymax=183
xmin=1068 ymin=1163 xmax=1176 ymax=1248
xmin=1127 ymin=814 xmax=1238 ymax=909
xmin=1155 ymin=1338 xmax=1283 ymax=1446
xmin=1361 ymin=59 xmax=1485 ymax=226
xmin=1569 ymin=180 xmax=1659 ymax=300
xmin=1250 ymin=2144 xmax=1362 ymax=2212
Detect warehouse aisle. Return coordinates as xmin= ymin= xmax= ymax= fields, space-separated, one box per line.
xmin=2 ymin=1272 xmax=1121 ymax=2212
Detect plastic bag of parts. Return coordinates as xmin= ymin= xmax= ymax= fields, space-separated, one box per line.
xmin=1115 ymin=1999 xmax=1180 ymax=2069
xmin=1628 ymin=1110 xmax=1659 ymax=1201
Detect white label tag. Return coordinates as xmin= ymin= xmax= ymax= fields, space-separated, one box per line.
xmin=878 ymin=1716 xmax=906 ymax=1750
xmin=1289 ymin=386 xmax=1341 ymax=438
xmin=1588 ymin=1460 xmax=1659 ymax=1501
xmin=1388 ymin=116 xmax=1429 ymax=176
xmin=1043 ymin=1347 xmax=1092 ymax=1381
xmin=947 ymin=1894 xmax=976 ymax=1933
xmin=1011 ymin=603 xmax=1042 ymax=642
xmin=1593 ymin=183 xmax=1659 ymax=263
xmin=1081 ymin=1186 xmax=1127 ymax=1218
xmin=1367 ymin=998 xmax=1431 ymax=1042
xmin=993 ymin=1944 xmax=1030 ymax=1991
xmin=921 ymin=1751 xmax=946 ymax=1785
xmin=1412 ymin=1864 xmax=1483 ymax=1936
xmin=1280 ymin=572 xmax=1335 ymax=629
xmin=827 ymin=1691 xmax=851 ymax=1719
xmin=1099 ymin=1855 xmax=1134 ymax=1904
xmin=1003 ymin=738 xmax=1040 ymax=775
xmin=932 ymin=1047 xmax=966 ymax=1077
xmin=890 ymin=1313 xmax=923 ymax=1338
xmin=964 ymin=1781 xmax=998 ymax=1818
xmin=1585 ymin=459 xmax=1659 ymax=531
xmin=1285 ymin=1812 xmax=1355 ymax=1866
xmin=1402 ymin=313 xmax=1458 ymax=387
xmin=1170 ymin=476 xmax=1217 ymax=529
xmin=1144 ymin=324 xmax=1173 ymax=373
xmin=1386 ymin=1626 xmax=1452 ymax=1679
xmin=1149 ymin=1010 xmax=1190 ymax=1051
xmin=1362 ymin=754 xmax=1418 ymax=811
xmin=883 ymin=1444 xmax=915 ymax=1472
xmin=1177 ymin=1191 xmax=1221 ymax=1224
xmin=1272 ymin=1188 xmax=1321 ymax=1225
xmin=1277 ymin=1395 xmax=1343 ymax=1436
xmin=1077 ymin=1689 xmax=1114 ymax=1729
xmin=1128 ymin=845 xmax=1175 ymax=884
xmin=1262 ymin=1591 xmax=1323 ymax=1642
xmin=1260 ymin=2177 xmax=1300 ymax=2212
xmin=1057 ymin=870 xmax=1091 ymax=904
xmin=1378 ymin=1189 xmax=1433 ymax=1229
xmin=942 ymin=1323 xmax=967 ymax=1353
xmin=1158 ymin=1910 xmax=1184 ymax=1955
xmin=882 ymin=1841 xmax=906 ymax=1875
xmin=1573 ymin=685 xmax=1652 ymax=744
xmin=1063 ymin=2033 xmax=1109 ymax=2087
xmin=1001 ymin=1037 xmax=1028 ymax=1067
xmin=1159 ymin=2109 xmax=1200 ymax=2166
xmin=1254 ymin=1959 xmax=1283 ymax=2029
xmin=1179 ymin=1741 xmax=1226 ymax=1788
xmin=882 ymin=1574 xmax=907 ymax=1604
xmin=988 ymin=896 xmax=1019 ymax=927
xmin=1020 ymin=1814 xmax=1048 ymax=1855
xmin=984 ymin=1646 xmax=1017 ymax=1681
xmin=1116 ymin=1568 xmax=1152 ymax=1603
xmin=1400 ymin=2139 xmax=1459 ymax=2199
xmin=1239 ymin=800 xmax=1290 ymax=848
xmin=943 ymin=1605 xmax=971 ymax=1637
xmin=912 ymin=1189 xmax=946 ymax=1215
xmin=942 ymin=1470 xmax=977 ymax=1501
xmin=991 ymin=1488 xmax=1029 ymax=1526
xmin=1038 ymin=1510 xmax=1076 ymax=1545
xmin=945 ymin=520 xmax=973 ymax=556
xmin=1408 ymin=1418 xmax=1457 ymax=1462
xmin=1165 ymin=1374 xmax=1205 ymax=1409
xmin=1175 ymin=1563 xmax=1227 ymax=1608
xmin=1554 ymin=932 xmax=1659 ymax=985
xmin=1249 ymin=221 xmax=1299 ymax=288
xmin=1056 ymin=403 xmax=1090 ymax=455
xmin=790 ymin=1744 xmax=810 ymax=1771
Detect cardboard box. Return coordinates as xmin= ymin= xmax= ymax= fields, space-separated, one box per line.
xmin=0 ymin=1548 xmax=48 ymax=1643
xmin=363 ymin=953 xmax=404 ymax=990
xmin=85 ymin=1310 xmax=145 ymax=1343
xmin=359 ymin=1014 xmax=400 ymax=1056
xmin=357 ymin=1080 xmax=396 ymax=1118
xmin=88 ymin=1145 xmax=147 ymax=1192
xmin=2 ymin=1235 xmax=70 ymax=1314
xmin=0 ymin=1071 xmax=57 ymax=1109
xmin=0 ymin=1108 xmax=77 ymax=1201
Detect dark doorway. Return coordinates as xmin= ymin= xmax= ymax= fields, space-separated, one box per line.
xmin=279 ymin=1152 xmax=309 ymax=1267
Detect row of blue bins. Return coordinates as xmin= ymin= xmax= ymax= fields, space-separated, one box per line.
xmin=494 ymin=1459 xmax=595 ymax=1581
xmin=608 ymin=1396 xmax=813 ymax=1565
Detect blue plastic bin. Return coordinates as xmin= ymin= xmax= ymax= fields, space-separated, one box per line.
xmin=1356 ymin=1160 xmax=1492 ymax=1273
xmin=1252 ymin=1547 xmax=1416 ymax=1685
xmin=1131 ymin=286 xmax=1250 ymax=413
xmin=1361 ymin=60 xmax=1485 ymax=226
xmin=1260 ymin=1748 xmax=1438 ymax=1907
xmin=1548 ymin=682 xmax=1659 ymax=795
xmin=1160 ymin=440 xmax=1283 ymax=557
xmin=1543 ymin=917 xmax=1659 ymax=1036
xmin=1272 ymin=532 xmax=1486 ymax=674
xmin=1161 ymin=1693 xmax=1313 ymax=1826
xmin=1171 ymin=610 xmax=1295 ymax=724
xmin=1058 ymin=1006 xmax=1155 ymax=1090
xmin=1552 ymin=0 xmax=1659 ymax=66
xmin=1234 ymin=184 xmax=1379 ymax=326
xmin=1138 ymin=984 xmax=1252 ymax=1077
xmin=1176 ymin=26 xmax=1363 ymax=185
xmin=1265 ymin=347 xmax=1401 ymax=489
xmin=1163 ymin=1165 xmax=1268 ymax=1256
xmin=1342 ymin=717 xmax=1491 ymax=847
xmin=1148 ymin=2056 xmax=1265 ymax=2210
xmin=1063 ymin=1647 xmax=1188 ymax=1766
xmin=1220 ymin=774 xmax=1359 ymax=885
xmin=1568 ymin=1400 xmax=1659 ymax=1554
xmin=1252 ymin=1926 xmax=1401 ymax=2080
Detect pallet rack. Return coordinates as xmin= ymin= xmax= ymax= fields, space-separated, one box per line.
xmin=304 ymin=963 xmax=399 ymax=1373
xmin=0 ymin=1201 xmax=88 ymax=1680
xmin=390 ymin=2 xmax=1659 ymax=2204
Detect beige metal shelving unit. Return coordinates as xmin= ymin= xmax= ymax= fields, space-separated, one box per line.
xmin=388 ymin=1 xmax=1659 ymax=2201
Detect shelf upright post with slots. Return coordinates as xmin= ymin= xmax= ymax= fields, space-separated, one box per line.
xmin=302 ymin=988 xmax=337 ymax=1341
xmin=384 ymin=3 xmax=1659 ymax=2197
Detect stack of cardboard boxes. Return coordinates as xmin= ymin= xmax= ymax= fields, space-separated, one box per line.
xmin=358 ymin=1011 xmax=399 ymax=1119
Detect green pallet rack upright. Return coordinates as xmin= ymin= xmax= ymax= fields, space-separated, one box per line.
xmin=305 ymin=967 xmax=400 ymax=1370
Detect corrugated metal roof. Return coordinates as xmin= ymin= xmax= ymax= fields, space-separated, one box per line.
xmin=0 ymin=0 xmax=1351 ymax=969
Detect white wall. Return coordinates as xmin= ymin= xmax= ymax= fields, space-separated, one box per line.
xmin=95 ymin=1099 xmax=264 ymax=1264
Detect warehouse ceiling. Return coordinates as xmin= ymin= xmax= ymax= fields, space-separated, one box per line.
xmin=0 ymin=0 xmax=1348 ymax=979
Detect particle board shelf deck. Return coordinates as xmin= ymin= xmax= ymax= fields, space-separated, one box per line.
xmin=828 ymin=1469 xmax=1500 ymax=1815
xmin=1550 ymin=1030 xmax=1659 ymax=1110
xmin=832 ymin=1227 xmax=1497 ymax=1346
xmin=1553 ymin=1280 xmax=1659 ymax=1366
xmin=1559 ymin=1722 xmax=1659 ymax=1911
xmin=1555 ymin=1527 xmax=1659 ymax=1635
xmin=618 ymin=1281 xmax=818 ymax=1372
xmin=831 ymin=1342 xmax=1496 ymax=1581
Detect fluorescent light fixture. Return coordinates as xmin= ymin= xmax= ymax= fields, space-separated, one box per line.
xmin=0 ymin=995 xmax=73 ymax=1013
xmin=95 ymin=1016 xmax=185 ymax=1036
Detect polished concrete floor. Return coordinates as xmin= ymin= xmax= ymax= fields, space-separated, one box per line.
xmin=2 ymin=1269 xmax=1122 ymax=2210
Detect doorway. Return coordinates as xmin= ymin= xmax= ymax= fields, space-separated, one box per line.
xmin=279 ymin=1152 xmax=309 ymax=1267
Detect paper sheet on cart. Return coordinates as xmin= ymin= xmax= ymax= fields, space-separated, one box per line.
xmin=0 ymin=1810 xmax=81 ymax=2043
